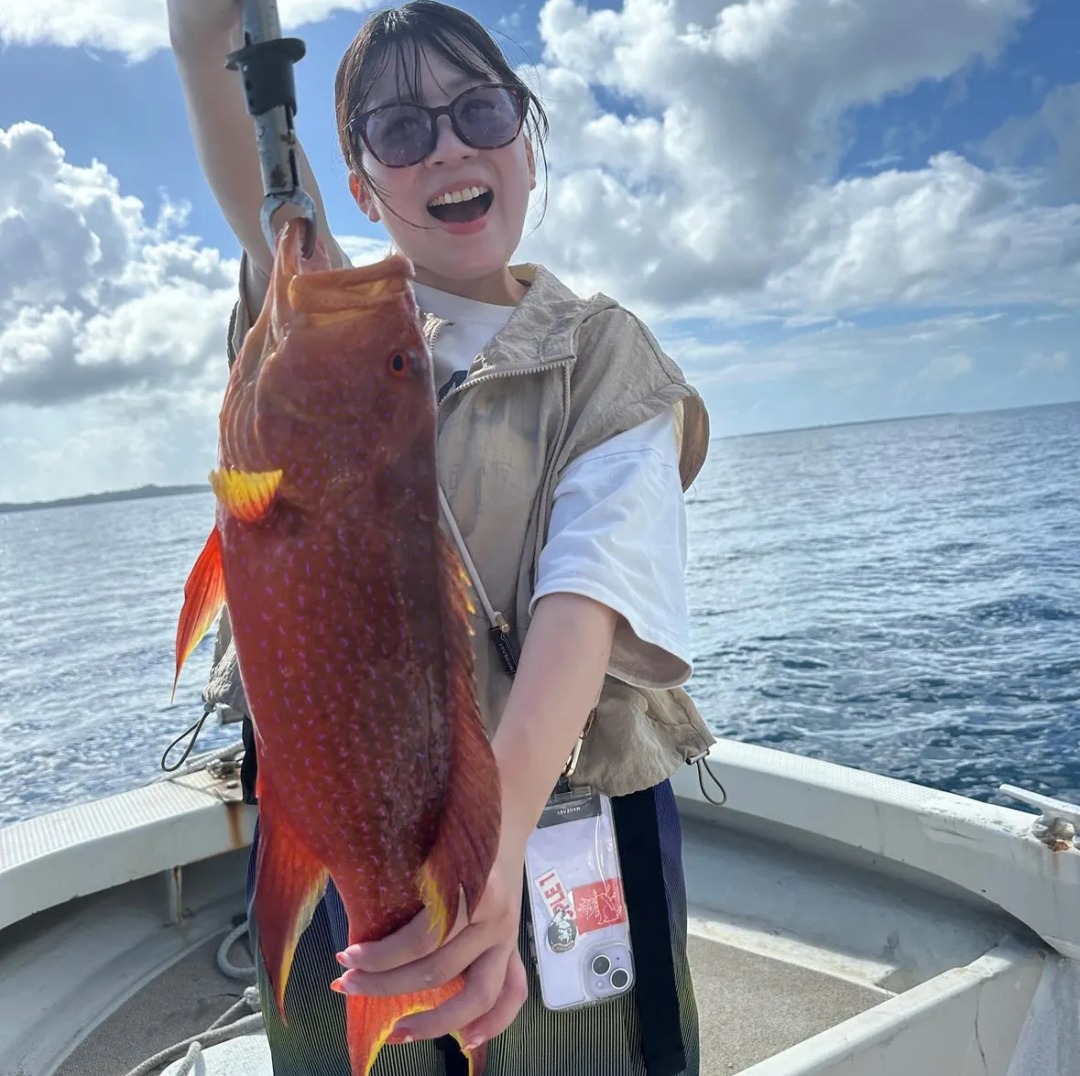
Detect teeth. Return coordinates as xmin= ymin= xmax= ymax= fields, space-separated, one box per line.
xmin=428 ymin=185 xmax=489 ymax=207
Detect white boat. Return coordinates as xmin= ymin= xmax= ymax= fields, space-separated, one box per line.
xmin=1 ymin=736 xmax=1078 ymax=1076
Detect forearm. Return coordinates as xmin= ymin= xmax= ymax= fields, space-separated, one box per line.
xmin=167 ymin=15 xmax=341 ymax=284
xmin=490 ymin=593 xmax=617 ymax=855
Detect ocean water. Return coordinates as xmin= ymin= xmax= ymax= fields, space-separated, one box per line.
xmin=1 ymin=402 xmax=1077 ymax=828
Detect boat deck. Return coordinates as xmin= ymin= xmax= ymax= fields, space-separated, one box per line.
xmin=39 ymin=805 xmax=950 ymax=1076
xmin=4 ymin=745 xmax=1066 ymax=1076
xmin=52 ymin=914 xmax=891 ymax=1076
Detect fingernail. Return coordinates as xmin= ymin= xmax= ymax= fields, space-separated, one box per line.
xmin=330 ymin=978 xmax=346 ymax=993
xmin=335 ymin=951 xmax=348 ymax=967
xmin=387 ymin=1031 xmax=414 ymax=1045
xmin=464 ymin=1038 xmax=485 ymax=1051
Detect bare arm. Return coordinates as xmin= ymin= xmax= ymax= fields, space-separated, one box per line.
xmin=492 ymin=593 xmax=617 ymax=848
xmin=167 ymin=6 xmax=348 ymax=310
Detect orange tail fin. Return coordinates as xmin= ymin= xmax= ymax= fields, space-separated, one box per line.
xmin=345 ymin=986 xmax=486 ymax=1076
xmin=172 ymin=526 xmax=226 ymax=701
xmin=252 ymin=778 xmax=330 ymax=1023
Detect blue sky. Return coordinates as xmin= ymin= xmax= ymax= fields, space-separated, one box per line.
xmin=0 ymin=0 xmax=1077 ymax=502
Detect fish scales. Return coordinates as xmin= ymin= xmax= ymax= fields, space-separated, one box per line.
xmin=173 ymin=218 xmax=501 ymax=1076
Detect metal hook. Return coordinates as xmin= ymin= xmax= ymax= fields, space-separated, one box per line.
xmin=261 ymin=191 xmax=318 ymax=259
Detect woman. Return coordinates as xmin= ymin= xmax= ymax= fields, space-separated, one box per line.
xmin=167 ymin=2 xmax=714 ymax=1073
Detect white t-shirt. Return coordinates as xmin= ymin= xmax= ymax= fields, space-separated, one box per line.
xmin=413 ymin=281 xmax=693 ymax=690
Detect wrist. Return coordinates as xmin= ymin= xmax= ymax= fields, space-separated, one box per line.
xmin=493 ymin=739 xmax=563 ymax=853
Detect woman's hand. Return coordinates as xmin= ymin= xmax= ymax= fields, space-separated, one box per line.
xmin=334 ymin=839 xmax=529 ymax=1049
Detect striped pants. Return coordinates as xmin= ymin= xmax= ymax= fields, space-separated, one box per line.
xmin=245 ymin=780 xmax=700 ymax=1076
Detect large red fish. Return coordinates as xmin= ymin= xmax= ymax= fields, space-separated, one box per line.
xmin=173 ymin=217 xmax=501 ymax=1076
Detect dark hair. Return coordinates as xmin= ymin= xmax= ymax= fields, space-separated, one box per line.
xmin=334 ymin=1 xmax=550 ymax=224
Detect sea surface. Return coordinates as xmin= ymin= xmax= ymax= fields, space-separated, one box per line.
xmin=1 ymin=402 xmax=1077 ymax=828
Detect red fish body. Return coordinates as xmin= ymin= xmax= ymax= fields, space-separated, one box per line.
xmin=174 ymin=218 xmax=500 ymax=1076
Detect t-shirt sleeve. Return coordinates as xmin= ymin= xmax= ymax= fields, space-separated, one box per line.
xmin=529 ymin=408 xmax=693 ymax=690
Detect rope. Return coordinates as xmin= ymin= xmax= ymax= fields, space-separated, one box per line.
xmin=149 ymin=739 xmax=246 ymax=784
xmin=217 ymin=921 xmax=257 ymax=984
xmin=121 ymin=926 xmax=263 ymax=1076
xmin=160 ymin=707 xmax=214 ymax=773
xmin=120 ymin=996 xmax=262 ymax=1076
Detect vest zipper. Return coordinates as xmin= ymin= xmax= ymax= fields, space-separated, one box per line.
xmin=436 ymin=359 xmax=573 ymax=411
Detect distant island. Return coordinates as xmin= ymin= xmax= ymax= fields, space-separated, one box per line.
xmin=0 ymin=483 xmax=209 ymax=514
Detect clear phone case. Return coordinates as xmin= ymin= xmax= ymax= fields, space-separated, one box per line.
xmin=524 ymin=788 xmax=635 ymax=1012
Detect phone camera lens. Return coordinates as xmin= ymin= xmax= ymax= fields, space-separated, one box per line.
xmin=591 ymin=955 xmax=611 ymax=976
xmin=610 ymin=968 xmax=630 ymax=990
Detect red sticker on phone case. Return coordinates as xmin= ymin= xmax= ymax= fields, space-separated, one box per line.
xmin=570 ymin=878 xmax=627 ymax=934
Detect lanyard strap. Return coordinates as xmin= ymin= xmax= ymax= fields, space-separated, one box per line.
xmin=438 ymin=484 xmax=519 ymax=675
xmin=438 ymin=483 xmax=591 ymax=781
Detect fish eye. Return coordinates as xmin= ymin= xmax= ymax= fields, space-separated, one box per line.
xmin=387 ymin=351 xmax=410 ymax=378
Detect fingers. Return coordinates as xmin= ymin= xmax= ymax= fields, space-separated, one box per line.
xmin=458 ymin=950 xmax=529 ymax=1049
xmin=336 ymin=915 xmax=492 ymax=997
xmin=337 ymin=910 xmax=439 ymax=974
xmin=337 ymin=895 xmax=467 ymax=975
xmin=392 ymin=944 xmax=527 ymax=1046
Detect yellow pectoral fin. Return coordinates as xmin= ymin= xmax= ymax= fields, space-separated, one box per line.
xmin=172 ymin=526 xmax=226 ymax=702
xmin=210 ymin=467 xmax=283 ymax=524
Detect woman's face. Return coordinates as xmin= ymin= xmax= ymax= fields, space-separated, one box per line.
xmin=350 ymin=45 xmax=536 ymax=298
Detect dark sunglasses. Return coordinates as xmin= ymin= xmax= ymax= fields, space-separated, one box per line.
xmin=351 ymin=83 xmax=528 ymax=168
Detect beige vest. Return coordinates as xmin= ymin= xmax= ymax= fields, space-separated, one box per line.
xmin=219 ymin=257 xmax=716 ymax=797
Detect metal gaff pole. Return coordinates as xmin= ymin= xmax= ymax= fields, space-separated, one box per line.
xmin=226 ymin=0 xmax=317 ymax=256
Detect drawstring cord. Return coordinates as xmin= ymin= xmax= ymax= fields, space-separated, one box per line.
xmin=689 ymin=751 xmax=727 ymax=806
xmin=160 ymin=704 xmax=213 ymax=773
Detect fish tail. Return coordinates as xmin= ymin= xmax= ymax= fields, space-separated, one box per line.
xmin=344 ymin=980 xmax=488 ymax=1076
xmin=252 ymin=777 xmax=330 ymax=1024
xmin=417 ymin=530 xmax=502 ymax=942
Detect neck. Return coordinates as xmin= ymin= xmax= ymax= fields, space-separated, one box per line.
xmin=412 ymin=265 xmax=526 ymax=306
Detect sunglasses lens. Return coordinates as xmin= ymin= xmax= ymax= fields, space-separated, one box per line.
xmin=358 ymin=85 xmax=525 ymax=167
xmin=452 ymin=86 xmax=523 ymax=148
xmin=364 ymin=104 xmax=432 ymax=167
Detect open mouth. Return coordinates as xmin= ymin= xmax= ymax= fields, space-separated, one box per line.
xmin=427 ymin=186 xmax=494 ymax=224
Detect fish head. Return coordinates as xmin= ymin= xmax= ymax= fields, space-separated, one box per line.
xmin=234 ymin=221 xmax=438 ymax=523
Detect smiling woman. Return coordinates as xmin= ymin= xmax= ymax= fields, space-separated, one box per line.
xmin=165 ymin=1 xmax=712 ymax=1075
xmin=333 ymin=9 xmax=546 ymax=302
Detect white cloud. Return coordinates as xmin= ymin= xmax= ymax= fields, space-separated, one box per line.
xmin=0 ymin=123 xmax=238 ymax=409
xmin=516 ymin=0 xmax=1080 ymax=322
xmin=338 ymin=234 xmax=395 ymax=265
xmin=0 ymin=0 xmax=372 ymax=62
xmin=0 ymin=123 xmax=240 ymax=500
xmin=1020 ymin=350 xmax=1069 ymax=376
xmin=919 ymin=352 xmax=974 ymax=381
xmin=981 ymin=82 xmax=1080 ymax=202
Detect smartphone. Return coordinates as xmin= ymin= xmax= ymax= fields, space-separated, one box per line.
xmin=523 ymin=788 xmax=636 ymax=1011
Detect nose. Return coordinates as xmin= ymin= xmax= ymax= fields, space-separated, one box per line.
xmin=427 ymin=114 xmax=475 ymax=166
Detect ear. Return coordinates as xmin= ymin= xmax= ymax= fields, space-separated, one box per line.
xmin=526 ymin=139 xmax=536 ymax=192
xmin=349 ymin=172 xmax=381 ymax=223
